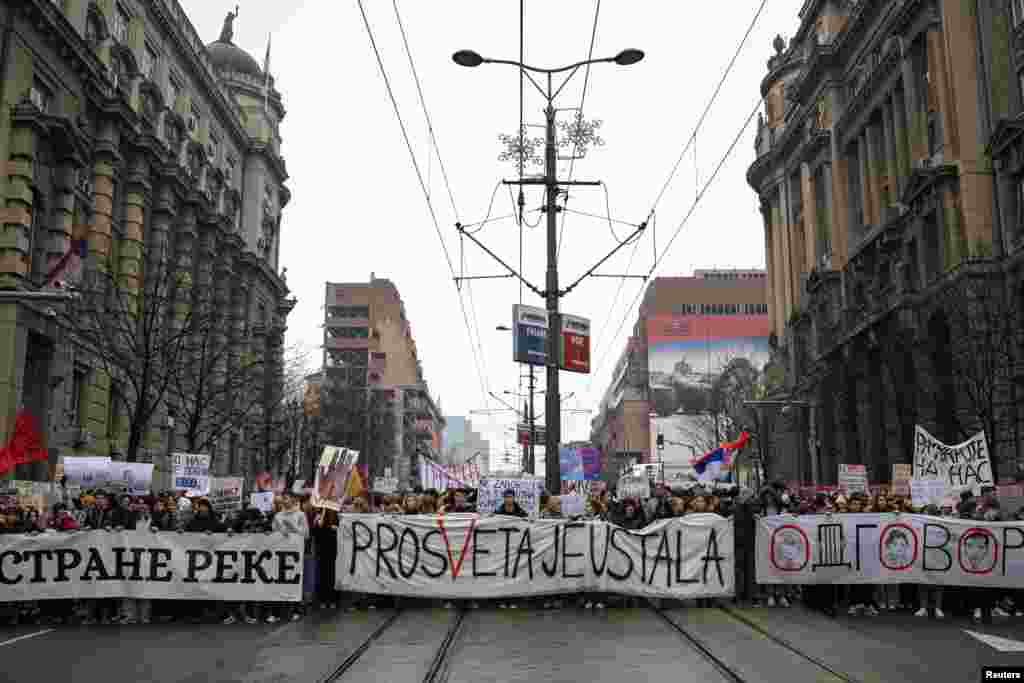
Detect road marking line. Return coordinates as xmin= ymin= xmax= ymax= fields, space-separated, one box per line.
xmin=964 ymin=630 xmax=1024 ymax=652
xmin=0 ymin=629 xmax=54 ymax=647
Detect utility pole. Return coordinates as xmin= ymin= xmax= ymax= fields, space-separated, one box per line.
xmin=527 ymin=365 xmax=536 ymax=475
xmin=543 ymin=96 xmax=561 ymax=496
xmin=452 ymin=48 xmax=644 ymax=496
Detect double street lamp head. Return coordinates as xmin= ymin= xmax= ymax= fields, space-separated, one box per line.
xmin=452 ymin=48 xmax=644 ymax=69
xmin=452 ymin=49 xmax=485 ymax=67
xmin=613 ymin=48 xmax=645 ymax=66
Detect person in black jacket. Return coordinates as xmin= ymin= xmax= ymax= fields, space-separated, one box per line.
xmin=494 ymin=490 xmax=528 ymax=517
xmin=182 ymin=499 xmax=225 ymax=622
xmin=111 ymin=494 xmax=138 ymax=530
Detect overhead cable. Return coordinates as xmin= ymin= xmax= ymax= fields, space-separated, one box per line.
xmin=587 ymin=97 xmax=763 ymax=398
xmin=357 ymin=0 xmax=489 ymax=404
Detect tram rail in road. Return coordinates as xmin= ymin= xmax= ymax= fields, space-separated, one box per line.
xmin=317 ymin=608 xmax=466 ymax=683
xmin=649 ymin=601 xmax=861 ymax=683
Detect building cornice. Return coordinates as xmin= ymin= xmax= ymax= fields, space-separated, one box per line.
xmin=146 ymin=0 xmax=250 ymax=150
xmin=19 ymin=0 xmax=107 ymax=84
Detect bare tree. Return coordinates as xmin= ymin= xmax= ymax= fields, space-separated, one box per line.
xmin=170 ymin=328 xmax=311 ymax=467
xmin=320 ymin=380 xmax=398 ymax=482
xmin=939 ymin=265 xmax=1017 ymax=480
xmin=62 ymin=252 xmax=197 ymax=462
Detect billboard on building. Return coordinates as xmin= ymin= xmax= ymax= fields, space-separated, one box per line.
xmin=647 ymin=314 xmax=769 ymax=457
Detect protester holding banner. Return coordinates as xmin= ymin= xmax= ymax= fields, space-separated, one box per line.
xmin=314 ymin=509 xmax=341 ymax=611
xmin=272 ymin=493 xmax=309 ymax=623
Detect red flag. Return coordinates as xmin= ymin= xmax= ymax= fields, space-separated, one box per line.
xmin=720 ymin=431 xmax=750 ymax=451
xmin=0 ymin=410 xmax=48 ymax=475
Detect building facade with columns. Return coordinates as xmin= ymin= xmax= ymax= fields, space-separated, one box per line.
xmin=747 ymin=0 xmax=1024 ymax=487
xmin=0 ymin=0 xmax=293 ymax=482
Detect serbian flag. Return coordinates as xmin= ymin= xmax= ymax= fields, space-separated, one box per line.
xmin=692 ymin=431 xmax=750 ymax=482
xmin=44 ymin=230 xmax=88 ymax=288
xmin=0 ymin=410 xmax=49 ymax=475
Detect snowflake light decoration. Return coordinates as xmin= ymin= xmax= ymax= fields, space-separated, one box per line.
xmin=498 ymin=126 xmax=544 ymax=169
xmin=558 ymin=114 xmax=604 ymax=157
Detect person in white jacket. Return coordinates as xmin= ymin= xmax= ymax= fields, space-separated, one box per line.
xmin=271 ymin=493 xmax=309 ymax=622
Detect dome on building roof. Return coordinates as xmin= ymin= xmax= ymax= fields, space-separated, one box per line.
xmin=206 ymin=39 xmax=261 ymax=77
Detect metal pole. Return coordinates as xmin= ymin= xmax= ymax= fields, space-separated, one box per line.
xmin=543 ymin=79 xmax=561 ymax=496
xmin=528 ymin=365 xmax=536 ymax=475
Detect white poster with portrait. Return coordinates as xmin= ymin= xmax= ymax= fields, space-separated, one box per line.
xmin=756 ymin=513 xmax=1024 ymax=588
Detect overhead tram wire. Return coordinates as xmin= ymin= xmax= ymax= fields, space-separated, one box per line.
xmin=641 ymin=0 xmax=767 ymax=222
xmin=584 ymin=0 xmax=768 ymax=397
xmin=393 ymin=0 xmax=500 ymax=403
xmin=393 ymin=0 xmax=460 ymax=222
xmin=518 ymin=0 xmax=526 ymax=407
xmin=357 ymin=0 xmax=489 ymax=406
xmin=555 ymin=0 xmax=602 ymax=263
xmin=587 ymin=97 xmax=763 ymax=399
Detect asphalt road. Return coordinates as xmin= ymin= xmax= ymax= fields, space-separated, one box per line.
xmin=0 ymin=604 xmax=1020 ymax=682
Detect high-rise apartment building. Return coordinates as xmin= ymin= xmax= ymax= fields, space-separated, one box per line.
xmin=747 ymin=1 xmax=1024 ymax=486
xmin=323 ymin=275 xmax=444 ymax=487
xmin=591 ymin=270 xmax=769 ymax=480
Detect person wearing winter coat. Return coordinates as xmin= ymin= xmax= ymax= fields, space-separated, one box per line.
xmin=312 ymin=509 xmax=340 ymax=611
xmin=494 ymin=490 xmax=528 ymax=518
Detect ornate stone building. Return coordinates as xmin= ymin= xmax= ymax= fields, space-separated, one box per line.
xmin=748 ymin=0 xmax=1024 ymax=487
xmin=0 ymin=0 xmax=293 ymax=483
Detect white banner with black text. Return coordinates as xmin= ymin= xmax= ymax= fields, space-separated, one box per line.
xmin=0 ymin=531 xmax=304 ymax=602
xmin=337 ymin=513 xmax=733 ymax=599
xmin=756 ymin=514 xmax=1024 ymax=588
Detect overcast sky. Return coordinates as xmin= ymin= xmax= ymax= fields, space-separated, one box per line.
xmin=181 ymin=0 xmax=805 ymax=467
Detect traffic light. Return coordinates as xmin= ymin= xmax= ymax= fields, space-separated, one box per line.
xmin=657 ymin=433 xmax=664 ymax=450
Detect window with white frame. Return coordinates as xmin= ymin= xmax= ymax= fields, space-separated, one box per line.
xmin=111 ymin=4 xmax=130 ymax=44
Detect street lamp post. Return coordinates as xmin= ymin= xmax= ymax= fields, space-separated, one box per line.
xmin=456 ymin=48 xmax=644 ymax=494
xmin=497 ymin=324 xmax=538 ymax=475
xmin=743 ymin=399 xmax=817 ymax=487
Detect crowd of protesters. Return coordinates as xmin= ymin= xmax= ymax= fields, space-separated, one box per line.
xmin=739 ymin=480 xmax=1024 ymax=624
xmin=0 ymin=478 xmax=1021 ymax=626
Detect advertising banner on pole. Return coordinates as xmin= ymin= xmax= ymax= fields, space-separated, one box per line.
xmin=0 ymin=531 xmax=303 ymax=602
xmin=337 ymin=514 xmax=734 ymax=599
xmin=559 ymin=313 xmax=591 ymax=374
xmin=756 ymin=513 xmax=1024 ymax=588
xmin=512 ymin=304 xmax=548 ymax=366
